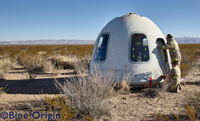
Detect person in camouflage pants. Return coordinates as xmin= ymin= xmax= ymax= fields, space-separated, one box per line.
xmin=158 ymin=34 xmax=181 ymax=68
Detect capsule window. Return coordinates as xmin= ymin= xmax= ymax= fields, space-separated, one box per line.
xmin=130 ymin=34 xmax=149 ymax=62
xmin=94 ymin=34 xmax=109 ymax=61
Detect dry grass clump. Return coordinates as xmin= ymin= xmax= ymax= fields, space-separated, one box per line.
xmin=50 ymin=54 xmax=91 ymax=70
xmin=0 ymin=58 xmax=16 ymax=73
xmin=184 ymin=93 xmax=200 ymax=120
xmin=54 ymin=63 xmax=124 ymax=119
xmin=24 ymin=54 xmax=44 ymax=72
xmin=0 ymin=58 xmax=17 ymax=80
xmin=44 ymin=95 xmax=95 ymax=121
xmin=144 ymin=81 xmax=172 ymax=98
xmin=144 ymin=87 xmax=160 ymax=98
xmin=49 ymin=55 xmax=77 ymax=69
xmin=78 ymin=55 xmax=91 ymax=71
xmin=154 ymin=113 xmax=180 ymax=121
xmin=20 ymin=54 xmax=44 ymax=80
xmin=42 ymin=60 xmax=55 ymax=73
xmin=11 ymin=95 xmax=93 ymax=121
xmin=72 ymin=55 xmax=91 ymax=75
xmin=0 ymin=71 xmax=4 ymax=80
xmin=54 ymin=63 xmax=131 ymax=119
xmin=114 ymin=80 xmax=130 ymax=95
xmin=54 ymin=75 xmax=115 ymax=118
xmin=45 ymin=95 xmax=77 ymax=120
xmin=16 ymin=53 xmax=55 ymax=80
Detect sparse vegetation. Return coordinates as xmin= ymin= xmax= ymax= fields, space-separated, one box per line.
xmin=54 ymin=66 xmax=119 ymax=119
xmin=0 ymin=44 xmax=199 ymax=120
xmin=0 ymin=44 xmax=199 ymax=78
xmin=53 ymin=61 xmax=130 ymax=119
xmin=45 ymin=95 xmax=77 ymax=120
xmin=154 ymin=112 xmax=180 ymax=121
xmin=0 ymin=58 xmax=16 ymax=80
xmin=154 ymin=93 xmax=200 ymax=121
xmin=44 ymin=95 xmax=96 ymax=121
xmin=179 ymin=44 xmax=200 ymax=78
xmin=0 ymin=45 xmax=93 ymax=59
xmin=184 ymin=93 xmax=200 ymax=120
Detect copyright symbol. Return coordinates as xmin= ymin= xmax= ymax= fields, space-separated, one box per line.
xmin=1 ymin=111 xmax=8 ymax=119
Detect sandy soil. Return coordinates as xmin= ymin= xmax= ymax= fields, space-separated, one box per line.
xmin=0 ymin=68 xmax=76 ymax=112
xmin=100 ymin=59 xmax=200 ymax=121
xmin=0 ymin=59 xmax=200 ymax=121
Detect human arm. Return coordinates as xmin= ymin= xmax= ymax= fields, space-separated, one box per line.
xmin=163 ymin=42 xmax=175 ymax=49
xmin=168 ymin=68 xmax=175 ymax=81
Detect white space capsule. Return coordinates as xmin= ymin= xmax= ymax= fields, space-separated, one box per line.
xmin=89 ymin=12 xmax=172 ymax=87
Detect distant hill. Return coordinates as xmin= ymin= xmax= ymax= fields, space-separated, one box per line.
xmin=0 ymin=40 xmax=95 ymax=45
xmin=0 ymin=37 xmax=200 ymax=45
xmin=174 ymin=37 xmax=200 ymax=44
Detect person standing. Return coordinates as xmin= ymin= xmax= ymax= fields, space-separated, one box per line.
xmin=158 ymin=34 xmax=181 ymax=68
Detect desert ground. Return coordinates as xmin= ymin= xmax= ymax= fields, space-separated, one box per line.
xmin=100 ymin=58 xmax=200 ymax=121
xmin=0 ymin=56 xmax=200 ymax=121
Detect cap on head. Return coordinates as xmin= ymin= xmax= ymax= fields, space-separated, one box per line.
xmin=166 ymin=34 xmax=173 ymax=39
xmin=171 ymin=58 xmax=178 ymax=63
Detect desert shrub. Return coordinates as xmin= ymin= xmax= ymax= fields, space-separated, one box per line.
xmin=0 ymin=87 xmax=4 ymax=94
xmin=0 ymin=71 xmax=4 ymax=80
xmin=49 ymin=54 xmax=76 ymax=69
xmin=143 ymin=80 xmax=173 ymax=98
xmin=45 ymin=95 xmax=77 ymax=120
xmin=78 ymin=55 xmax=91 ymax=71
xmin=17 ymin=53 xmax=55 ymax=80
xmin=0 ymin=58 xmax=16 ymax=80
xmin=54 ymin=64 xmax=124 ymax=119
xmin=184 ymin=93 xmax=200 ymax=120
xmin=144 ymin=87 xmax=160 ymax=98
xmin=16 ymin=53 xmax=56 ymax=80
xmin=154 ymin=113 xmax=180 ymax=121
xmin=44 ymin=95 xmax=95 ymax=121
xmin=72 ymin=55 xmax=91 ymax=75
xmin=42 ymin=60 xmax=55 ymax=73
xmin=49 ymin=54 xmax=91 ymax=71
xmin=0 ymin=58 xmax=16 ymax=73
xmin=113 ymin=80 xmax=130 ymax=95
xmin=22 ymin=54 xmax=43 ymax=80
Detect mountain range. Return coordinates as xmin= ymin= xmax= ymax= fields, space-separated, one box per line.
xmin=0 ymin=37 xmax=200 ymax=45
xmin=175 ymin=37 xmax=200 ymax=44
xmin=0 ymin=40 xmax=95 ymax=45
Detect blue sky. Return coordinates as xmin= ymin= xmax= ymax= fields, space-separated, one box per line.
xmin=0 ymin=0 xmax=200 ymax=41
